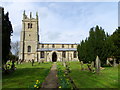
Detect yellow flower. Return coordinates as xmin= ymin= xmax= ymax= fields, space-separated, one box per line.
xmin=37 ymin=86 xmax=39 ymax=88
xmin=34 ymin=85 xmax=37 ymax=87
xmin=36 ymin=82 xmax=38 ymax=84
xmin=36 ymin=80 xmax=39 ymax=82
xmin=59 ymin=86 xmax=61 ymax=88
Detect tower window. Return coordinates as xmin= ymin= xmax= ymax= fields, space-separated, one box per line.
xmin=52 ymin=44 xmax=55 ymax=48
xmin=41 ymin=51 xmax=44 ymax=58
xmin=28 ymin=23 xmax=32 ymax=29
xmin=62 ymin=44 xmax=64 ymax=48
xmin=28 ymin=46 xmax=31 ymax=52
xmin=62 ymin=51 xmax=66 ymax=58
xmin=74 ymin=51 xmax=77 ymax=58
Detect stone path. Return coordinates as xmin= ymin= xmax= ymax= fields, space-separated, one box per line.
xmin=41 ymin=62 xmax=59 ymax=88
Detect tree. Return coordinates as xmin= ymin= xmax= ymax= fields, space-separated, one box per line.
xmin=2 ymin=8 xmax=13 ymax=65
xmin=77 ymin=25 xmax=109 ymax=65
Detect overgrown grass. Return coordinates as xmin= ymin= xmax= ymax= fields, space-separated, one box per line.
xmin=2 ymin=62 xmax=52 ymax=88
xmin=69 ymin=61 xmax=118 ymax=88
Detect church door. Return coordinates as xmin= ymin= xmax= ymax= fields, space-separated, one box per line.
xmin=52 ymin=52 xmax=57 ymax=62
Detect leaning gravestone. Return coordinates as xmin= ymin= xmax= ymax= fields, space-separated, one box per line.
xmin=106 ymin=59 xmax=112 ymax=66
xmin=95 ymin=56 xmax=101 ymax=74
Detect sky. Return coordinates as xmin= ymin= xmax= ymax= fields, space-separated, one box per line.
xmin=0 ymin=1 xmax=118 ymax=43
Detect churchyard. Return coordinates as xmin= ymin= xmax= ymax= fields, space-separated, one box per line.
xmin=2 ymin=58 xmax=119 ymax=89
xmin=2 ymin=62 xmax=52 ymax=88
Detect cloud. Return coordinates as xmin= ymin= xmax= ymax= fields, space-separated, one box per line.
xmin=0 ymin=2 xmax=117 ymax=43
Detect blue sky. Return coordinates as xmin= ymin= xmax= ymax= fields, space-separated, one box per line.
xmin=1 ymin=2 xmax=118 ymax=43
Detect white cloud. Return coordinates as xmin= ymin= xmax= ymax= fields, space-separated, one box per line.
xmin=0 ymin=2 xmax=117 ymax=43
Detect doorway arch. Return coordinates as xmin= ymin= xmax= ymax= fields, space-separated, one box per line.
xmin=52 ymin=52 xmax=57 ymax=62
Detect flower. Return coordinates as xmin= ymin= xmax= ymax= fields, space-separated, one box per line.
xmin=59 ymin=86 xmax=61 ymax=88
xmin=34 ymin=85 xmax=37 ymax=87
xmin=36 ymin=80 xmax=39 ymax=82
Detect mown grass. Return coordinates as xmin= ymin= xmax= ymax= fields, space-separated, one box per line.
xmin=69 ymin=61 xmax=118 ymax=88
xmin=2 ymin=62 xmax=52 ymax=88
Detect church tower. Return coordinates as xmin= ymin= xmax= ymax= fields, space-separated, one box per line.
xmin=19 ymin=11 xmax=39 ymax=61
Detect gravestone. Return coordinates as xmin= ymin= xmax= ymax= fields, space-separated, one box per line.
xmin=91 ymin=61 xmax=95 ymax=72
xmin=95 ymin=56 xmax=101 ymax=74
xmin=106 ymin=59 xmax=112 ymax=66
xmin=32 ymin=59 xmax=34 ymax=66
xmin=113 ymin=58 xmax=117 ymax=67
xmin=80 ymin=61 xmax=84 ymax=70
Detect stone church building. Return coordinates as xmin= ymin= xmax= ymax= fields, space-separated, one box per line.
xmin=19 ymin=11 xmax=78 ymax=62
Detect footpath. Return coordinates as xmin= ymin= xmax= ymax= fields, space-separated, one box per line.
xmin=41 ymin=62 xmax=59 ymax=88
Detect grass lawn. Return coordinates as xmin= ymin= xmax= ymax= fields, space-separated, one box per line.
xmin=2 ymin=62 xmax=52 ymax=88
xmin=69 ymin=61 xmax=118 ymax=88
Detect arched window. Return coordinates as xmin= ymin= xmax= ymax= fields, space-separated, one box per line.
xmin=74 ymin=51 xmax=77 ymax=58
xmin=62 ymin=51 xmax=66 ymax=58
xmin=28 ymin=46 xmax=31 ymax=52
xmin=41 ymin=51 xmax=44 ymax=58
xmin=28 ymin=23 xmax=32 ymax=28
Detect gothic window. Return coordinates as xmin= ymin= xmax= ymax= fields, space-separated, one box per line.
xmin=28 ymin=23 xmax=32 ymax=29
xmin=62 ymin=44 xmax=64 ymax=48
xmin=41 ymin=51 xmax=44 ymax=58
xmin=42 ymin=44 xmax=44 ymax=48
xmin=71 ymin=44 xmax=73 ymax=48
xmin=52 ymin=44 xmax=55 ymax=48
xmin=62 ymin=51 xmax=66 ymax=58
xmin=28 ymin=46 xmax=31 ymax=52
xmin=74 ymin=51 xmax=77 ymax=58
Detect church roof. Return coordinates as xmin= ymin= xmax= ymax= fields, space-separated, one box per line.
xmin=37 ymin=48 xmax=77 ymax=51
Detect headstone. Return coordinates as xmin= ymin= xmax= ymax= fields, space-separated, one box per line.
xmin=80 ymin=61 xmax=84 ymax=70
xmin=32 ymin=59 xmax=34 ymax=66
xmin=113 ymin=58 xmax=117 ymax=67
xmin=95 ymin=56 xmax=101 ymax=74
xmin=106 ymin=59 xmax=112 ymax=66
xmin=90 ymin=61 xmax=95 ymax=72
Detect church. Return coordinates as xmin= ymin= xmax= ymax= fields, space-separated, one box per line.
xmin=19 ymin=11 xmax=79 ymax=62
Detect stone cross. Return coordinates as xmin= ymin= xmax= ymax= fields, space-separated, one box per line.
xmin=95 ymin=56 xmax=101 ymax=74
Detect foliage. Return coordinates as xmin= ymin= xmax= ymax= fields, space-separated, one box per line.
xmin=77 ymin=25 xmax=119 ymax=65
xmin=57 ymin=63 xmax=71 ymax=88
xmin=2 ymin=8 xmax=13 ymax=64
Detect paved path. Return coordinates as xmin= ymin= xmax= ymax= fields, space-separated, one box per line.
xmin=41 ymin=62 xmax=59 ymax=88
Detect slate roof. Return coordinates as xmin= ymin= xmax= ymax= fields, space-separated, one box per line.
xmin=37 ymin=48 xmax=77 ymax=51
